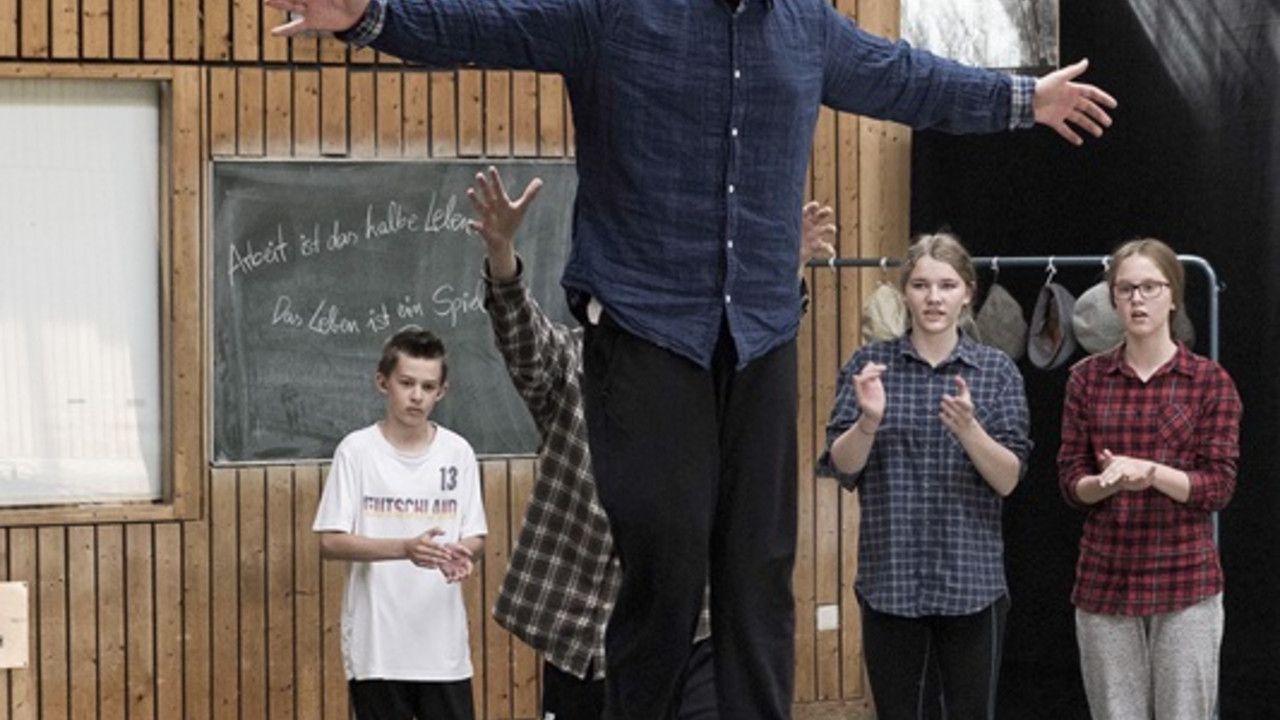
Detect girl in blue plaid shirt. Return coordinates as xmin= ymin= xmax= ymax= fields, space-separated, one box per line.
xmin=820 ymin=232 xmax=1031 ymax=720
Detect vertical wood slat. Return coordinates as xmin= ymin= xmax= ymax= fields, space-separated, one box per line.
xmin=430 ymin=71 xmax=458 ymax=158
xmin=203 ymin=0 xmax=231 ymax=61
xmin=211 ymin=467 xmax=241 ymax=720
xmin=156 ymin=524 xmax=184 ymax=719
xmin=266 ymin=70 xmax=294 ymax=157
xmin=48 ymin=0 xmax=75 ymax=58
xmin=349 ymin=70 xmax=376 ymax=158
xmin=9 ymin=530 xmax=36 ymax=720
xmin=0 ymin=531 xmax=10 ymax=720
xmin=67 ymin=527 xmax=96 ymax=720
xmin=240 ymin=468 xmax=268 ymax=720
xmin=209 ymin=67 xmax=238 ymax=156
xmin=320 ymin=66 xmax=348 ymax=157
xmin=267 ymin=467 xmax=297 ymax=720
xmin=125 ymin=524 xmax=155 ymax=720
xmin=96 ymin=526 xmax=125 ymax=720
xmin=480 ymin=462 xmax=513 ymax=719
xmin=111 ymin=0 xmax=139 ymax=59
xmin=81 ymin=0 xmax=109 ymax=57
xmin=232 ymin=0 xmax=258 ymax=61
xmin=0 ymin=0 xmax=17 ymax=56
xmin=511 ymin=72 xmax=538 ymax=157
xmin=261 ymin=0 xmax=288 ymax=62
xmin=810 ymin=105 xmax=844 ymax=703
xmin=184 ymin=474 xmax=213 ymax=720
xmin=485 ymin=70 xmax=511 ymax=157
xmin=320 ymin=466 xmax=348 ymax=720
xmin=20 ymin=0 xmax=48 ymax=57
xmin=404 ymin=72 xmax=430 ymax=158
xmin=537 ymin=74 xmax=565 ymax=157
xmin=507 ymin=458 xmax=540 ymax=719
xmin=37 ymin=528 xmax=67 ymax=720
xmin=376 ymin=70 xmax=403 ymax=157
xmin=457 ymin=69 xmax=483 ymax=156
xmin=171 ymin=65 xmax=207 ymax=522
xmin=237 ymin=67 xmax=266 ymax=157
xmin=143 ymin=0 xmax=170 ymax=59
xmin=293 ymin=69 xmax=321 ymax=158
xmin=172 ymin=0 xmax=199 ymax=59
xmin=294 ymin=465 xmax=324 ymax=720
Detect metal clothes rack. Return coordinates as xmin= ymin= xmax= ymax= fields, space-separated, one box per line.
xmin=809 ymin=253 xmax=1226 ymax=555
xmin=808 ymin=254 xmax=1221 ymax=361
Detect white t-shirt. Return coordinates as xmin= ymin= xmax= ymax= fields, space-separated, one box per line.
xmin=313 ymin=422 xmax=488 ymax=681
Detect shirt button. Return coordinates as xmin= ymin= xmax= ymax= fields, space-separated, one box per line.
xmin=727 ymin=240 xmax=734 ymax=249
xmin=728 ymin=184 xmax=736 ymax=194
xmin=725 ymin=294 xmax=732 ymax=304
xmin=730 ymin=127 xmax=739 ymax=137
xmin=734 ymin=69 xmax=741 ymax=79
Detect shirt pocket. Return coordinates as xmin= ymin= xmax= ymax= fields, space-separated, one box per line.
xmin=1156 ymin=403 xmax=1196 ymax=457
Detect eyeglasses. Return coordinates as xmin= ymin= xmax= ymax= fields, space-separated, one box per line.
xmin=1112 ymin=281 xmax=1170 ymax=301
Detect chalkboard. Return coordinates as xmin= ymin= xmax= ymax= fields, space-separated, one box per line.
xmin=212 ymin=159 xmax=577 ymax=463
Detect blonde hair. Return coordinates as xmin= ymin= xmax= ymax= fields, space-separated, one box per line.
xmin=898 ymin=232 xmax=978 ymax=294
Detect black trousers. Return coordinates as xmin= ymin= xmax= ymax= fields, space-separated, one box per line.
xmin=542 ymin=638 xmax=719 ymax=720
xmin=348 ymin=678 xmax=475 ymax=720
xmin=583 ymin=318 xmax=797 ymax=720
xmin=859 ymin=595 xmax=1010 ymax=720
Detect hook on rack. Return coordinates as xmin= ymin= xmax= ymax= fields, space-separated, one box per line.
xmin=1045 ymin=255 xmax=1058 ymax=284
xmin=879 ymin=256 xmax=890 ymax=284
xmin=990 ymin=256 xmax=1000 ymax=283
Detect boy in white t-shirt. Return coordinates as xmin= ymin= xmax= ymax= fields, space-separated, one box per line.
xmin=313 ymin=328 xmax=488 ymax=720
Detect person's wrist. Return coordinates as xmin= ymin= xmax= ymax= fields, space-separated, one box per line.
xmin=855 ymin=417 xmax=879 ymax=436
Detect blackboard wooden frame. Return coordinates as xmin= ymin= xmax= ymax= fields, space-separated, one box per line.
xmin=210 ymin=158 xmax=578 ymax=464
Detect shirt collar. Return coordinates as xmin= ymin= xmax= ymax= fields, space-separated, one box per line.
xmin=893 ymin=331 xmax=982 ymax=370
xmin=1100 ymin=342 xmax=1195 ymax=379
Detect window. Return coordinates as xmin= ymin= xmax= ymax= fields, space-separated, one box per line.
xmin=0 ymin=68 xmax=202 ymax=523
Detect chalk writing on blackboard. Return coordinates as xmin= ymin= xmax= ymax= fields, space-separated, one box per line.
xmin=212 ymin=159 xmax=577 ymax=463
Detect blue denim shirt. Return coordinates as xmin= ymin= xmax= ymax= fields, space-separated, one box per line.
xmin=343 ymin=0 xmax=1035 ymax=368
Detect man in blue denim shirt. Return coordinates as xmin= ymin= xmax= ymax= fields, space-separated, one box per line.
xmin=270 ymin=3 xmax=1116 ymax=718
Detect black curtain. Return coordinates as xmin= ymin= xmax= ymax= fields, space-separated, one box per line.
xmin=909 ymin=1 xmax=1280 ymax=716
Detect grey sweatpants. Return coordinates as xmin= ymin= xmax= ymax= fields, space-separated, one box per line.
xmin=1075 ymin=593 xmax=1223 ymax=720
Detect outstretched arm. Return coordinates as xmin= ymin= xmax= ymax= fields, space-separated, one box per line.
xmin=467 ymin=166 xmax=544 ymax=282
xmin=1033 ymin=59 xmax=1118 ymax=146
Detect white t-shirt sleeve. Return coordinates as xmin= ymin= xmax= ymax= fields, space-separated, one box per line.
xmin=457 ymin=445 xmax=488 ymax=541
xmin=313 ymin=438 xmax=359 ymax=533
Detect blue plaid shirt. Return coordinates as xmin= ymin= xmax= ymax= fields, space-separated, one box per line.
xmin=342 ymin=0 xmax=1035 ymax=368
xmin=818 ymin=333 xmax=1032 ymax=617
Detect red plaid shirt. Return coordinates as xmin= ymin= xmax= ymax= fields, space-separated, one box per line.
xmin=1058 ymin=343 xmax=1241 ymax=616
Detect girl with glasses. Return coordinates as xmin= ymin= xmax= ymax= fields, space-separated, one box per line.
xmin=1058 ymin=237 xmax=1242 ymax=720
